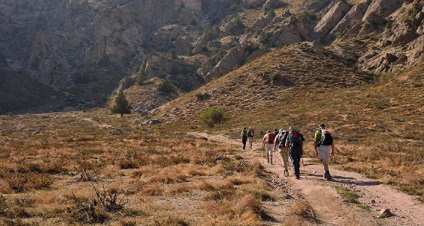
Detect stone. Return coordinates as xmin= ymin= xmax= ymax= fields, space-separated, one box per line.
xmin=377 ymin=209 xmax=393 ymax=218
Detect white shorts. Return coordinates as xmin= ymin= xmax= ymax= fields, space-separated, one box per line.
xmin=264 ymin=143 xmax=274 ymax=155
xmin=318 ymin=145 xmax=331 ymax=162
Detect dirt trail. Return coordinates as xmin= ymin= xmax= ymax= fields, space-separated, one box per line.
xmin=190 ymin=132 xmax=424 ymax=226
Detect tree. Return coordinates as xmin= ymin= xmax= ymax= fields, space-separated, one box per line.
xmin=112 ymin=90 xmax=131 ymax=117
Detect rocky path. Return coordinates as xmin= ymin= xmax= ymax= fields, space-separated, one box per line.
xmin=190 ymin=132 xmax=424 ymax=226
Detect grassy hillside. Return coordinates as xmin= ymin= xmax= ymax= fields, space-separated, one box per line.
xmin=148 ymin=42 xmax=424 ymax=201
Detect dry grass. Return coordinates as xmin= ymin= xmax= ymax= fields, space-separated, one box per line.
xmin=0 ymin=110 xmax=278 ymax=225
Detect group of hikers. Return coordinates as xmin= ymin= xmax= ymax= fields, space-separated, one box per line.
xmin=241 ymin=124 xmax=335 ymax=180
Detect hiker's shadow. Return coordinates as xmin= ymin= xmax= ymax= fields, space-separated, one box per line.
xmin=306 ymin=174 xmax=381 ymax=186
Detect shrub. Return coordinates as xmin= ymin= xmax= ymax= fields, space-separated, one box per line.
xmin=199 ymin=108 xmax=228 ymax=128
xmin=158 ymin=81 xmax=176 ymax=94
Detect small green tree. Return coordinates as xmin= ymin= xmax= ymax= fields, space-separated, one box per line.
xmin=199 ymin=107 xmax=228 ymax=128
xmin=112 ymin=90 xmax=131 ymax=117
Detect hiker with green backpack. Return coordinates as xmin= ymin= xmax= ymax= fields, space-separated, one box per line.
xmin=285 ymin=128 xmax=305 ymax=179
xmin=241 ymin=127 xmax=248 ymax=150
xmin=314 ymin=123 xmax=335 ymax=180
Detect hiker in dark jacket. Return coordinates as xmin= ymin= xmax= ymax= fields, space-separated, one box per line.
xmin=285 ymin=129 xmax=305 ymax=179
xmin=247 ymin=127 xmax=254 ymax=149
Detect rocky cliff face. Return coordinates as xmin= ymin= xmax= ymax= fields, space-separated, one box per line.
xmin=0 ymin=0 xmax=422 ymax=113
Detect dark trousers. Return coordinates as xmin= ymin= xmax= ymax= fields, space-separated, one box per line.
xmin=242 ymin=136 xmax=247 ymax=149
xmin=290 ymin=147 xmax=303 ymax=176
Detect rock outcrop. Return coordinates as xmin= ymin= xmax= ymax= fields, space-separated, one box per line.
xmin=314 ymin=0 xmax=352 ymax=40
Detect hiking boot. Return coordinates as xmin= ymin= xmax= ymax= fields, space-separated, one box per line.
xmin=284 ymin=169 xmax=289 ymax=177
xmin=324 ymin=172 xmax=332 ymax=180
xmin=295 ymin=174 xmax=300 ymax=180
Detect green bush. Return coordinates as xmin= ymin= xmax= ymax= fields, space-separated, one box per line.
xmin=199 ymin=108 xmax=228 ymax=128
xmin=158 ymin=81 xmax=176 ymax=94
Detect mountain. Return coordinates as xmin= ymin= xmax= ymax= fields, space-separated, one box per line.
xmin=0 ymin=0 xmax=422 ymax=113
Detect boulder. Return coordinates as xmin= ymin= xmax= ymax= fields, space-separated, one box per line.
xmin=377 ymin=209 xmax=393 ymax=218
xmin=142 ymin=119 xmax=162 ymax=125
xmin=314 ymin=1 xmax=352 ymax=39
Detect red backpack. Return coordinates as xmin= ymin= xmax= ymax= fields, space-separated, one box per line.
xmin=266 ymin=133 xmax=275 ymax=144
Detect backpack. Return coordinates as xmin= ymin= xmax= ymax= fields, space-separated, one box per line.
xmin=321 ymin=130 xmax=333 ymax=145
xmin=278 ymin=132 xmax=288 ymax=148
xmin=241 ymin=130 xmax=247 ymax=137
xmin=289 ymin=130 xmax=302 ymax=148
xmin=266 ymin=133 xmax=275 ymax=144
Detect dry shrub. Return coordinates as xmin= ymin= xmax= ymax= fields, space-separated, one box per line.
xmin=118 ymin=159 xmax=139 ymax=169
xmin=234 ymin=194 xmax=263 ymax=216
xmin=169 ymin=154 xmax=191 ymax=165
xmin=225 ymin=176 xmax=253 ymax=186
xmin=0 ymin=179 xmax=12 ymax=193
xmin=168 ymin=183 xmax=194 ymax=195
xmin=198 ymin=181 xmax=215 ymax=191
xmin=239 ymin=210 xmax=262 ymax=225
xmin=152 ymin=216 xmax=189 ymax=226
xmin=141 ymin=184 xmax=164 ymax=196
xmin=66 ymin=194 xmax=109 ymax=224
xmin=285 ymin=200 xmax=315 ymax=220
xmin=120 ymin=219 xmax=137 ymax=226
xmin=202 ymin=201 xmax=233 ymax=217
xmin=184 ymin=167 xmax=207 ymax=176
xmin=5 ymin=173 xmax=53 ymax=192
xmin=17 ymin=161 xmax=66 ymax=174
xmin=203 ymin=188 xmax=235 ymax=201
xmin=146 ymin=170 xmax=188 ymax=184
xmin=283 ymin=215 xmax=308 ymax=226
xmin=215 ymin=180 xmax=234 ymax=190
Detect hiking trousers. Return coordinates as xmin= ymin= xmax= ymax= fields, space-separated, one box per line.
xmin=279 ymin=147 xmax=289 ymax=170
xmin=242 ymin=136 xmax=248 ymax=149
xmin=290 ymin=147 xmax=303 ymax=176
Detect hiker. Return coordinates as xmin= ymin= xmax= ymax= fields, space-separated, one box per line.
xmin=262 ymin=130 xmax=275 ymax=164
xmin=273 ymin=129 xmax=279 ymax=151
xmin=275 ymin=128 xmax=289 ymax=176
xmin=247 ymin=127 xmax=254 ymax=149
xmin=285 ymin=129 xmax=304 ymax=179
xmin=314 ymin=123 xmax=335 ymax=180
xmin=241 ymin=127 xmax=248 ymax=150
